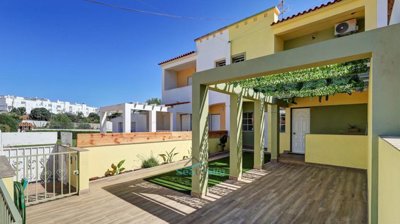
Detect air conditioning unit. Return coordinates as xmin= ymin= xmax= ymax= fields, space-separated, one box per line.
xmin=335 ymin=19 xmax=358 ymax=37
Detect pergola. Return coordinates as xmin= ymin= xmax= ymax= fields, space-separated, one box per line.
xmin=99 ymin=103 xmax=170 ymax=133
xmin=190 ymin=23 xmax=400 ymax=224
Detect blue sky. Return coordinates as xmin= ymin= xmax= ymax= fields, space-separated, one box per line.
xmin=0 ymin=0 xmax=329 ymax=107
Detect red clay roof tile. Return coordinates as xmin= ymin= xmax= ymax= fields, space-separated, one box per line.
xmin=158 ymin=51 xmax=196 ymax=65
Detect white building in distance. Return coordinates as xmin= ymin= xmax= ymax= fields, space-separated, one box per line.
xmin=0 ymin=95 xmax=97 ymax=116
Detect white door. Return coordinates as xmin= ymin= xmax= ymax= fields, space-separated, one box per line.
xmin=291 ymin=108 xmax=310 ymax=154
xmin=264 ymin=112 xmax=268 ymax=148
xmin=209 ymin=114 xmax=221 ymax=131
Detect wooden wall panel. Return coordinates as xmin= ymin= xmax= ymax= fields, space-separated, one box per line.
xmin=77 ymin=132 xmax=192 ymax=148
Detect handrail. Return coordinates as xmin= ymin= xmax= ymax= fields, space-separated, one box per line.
xmin=0 ymin=179 xmax=23 ymax=224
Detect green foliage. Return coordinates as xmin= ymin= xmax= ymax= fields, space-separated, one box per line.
xmin=159 ymin=148 xmax=179 ymax=164
xmin=182 ymin=148 xmax=192 ymax=160
xmin=30 ymin=108 xmax=51 ymax=121
xmin=141 ymin=156 xmax=160 ymax=168
xmin=107 ymin=112 xmax=122 ymax=120
xmin=0 ymin=114 xmax=19 ymax=132
xmin=232 ymin=59 xmax=369 ymax=102
xmin=87 ymin=112 xmax=100 ymax=123
xmin=146 ymin=98 xmax=161 ymax=105
xmin=77 ymin=123 xmax=91 ymax=129
xmin=0 ymin=124 xmax=11 ymax=132
xmin=65 ymin=113 xmax=82 ymax=123
xmin=10 ymin=107 xmax=26 ymax=116
xmin=49 ymin=114 xmax=73 ymax=129
xmin=105 ymin=160 xmax=126 ymax=176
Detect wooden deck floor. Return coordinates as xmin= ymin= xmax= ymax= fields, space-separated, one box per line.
xmin=27 ymin=163 xmax=367 ymax=224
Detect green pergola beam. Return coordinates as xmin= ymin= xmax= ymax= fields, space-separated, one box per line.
xmin=209 ymin=83 xmax=276 ymax=103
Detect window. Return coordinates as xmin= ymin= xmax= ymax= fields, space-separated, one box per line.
xmin=280 ymin=109 xmax=286 ymax=132
xmin=242 ymin=112 xmax=253 ymax=131
xmin=215 ymin=59 xmax=226 ymax=67
xmin=232 ymin=53 xmax=245 ymax=64
xmin=208 ymin=114 xmax=221 ymax=131
xmin=187 ymin=76 xmax=192 ymax=85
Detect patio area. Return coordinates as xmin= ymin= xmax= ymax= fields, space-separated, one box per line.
xmin=27 ymin=162 xmax=367 ymax=224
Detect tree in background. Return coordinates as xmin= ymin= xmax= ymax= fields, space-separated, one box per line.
xmin=49 ymin=114 xmax=73 ymax=129
xmin=10 ymin=107 xmax=26 ymax=116
xmin=77 ymin=123 xmax=92 ymax=129
xmin=146 ymin=98 xmax=161 ymax=105
xmin=107 ymin=112 xmax=122 ymax=120
xmin=87 ymin=112 xmax=100 ymax=123
xmin=0 ymin=114 xmax=19 ymax=132
xmin=30 ymin=108 xmax=51 ymax=121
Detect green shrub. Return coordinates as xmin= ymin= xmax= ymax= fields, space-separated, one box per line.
xmin=141 ymin=156 xmax=160 ymax=168
xmin=49 ymin=114 xmax=73 ymax=129
xmin=159 ymin=148 xmax=178 ymax=164
xmin=77 ymin=123 xmax=91 ymax=129
xmin=0 ymin=114 xmax=19 ymax=132
xmin=30 ymin=108 xmax=51 ymax=121
xmin=0 ymin=124 xmax=11 ymax=132
xmin=105 ymin=160 xmax=126 ymax=176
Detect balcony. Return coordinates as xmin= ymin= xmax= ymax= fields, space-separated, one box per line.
xmin=162 ymin=85 xmax=192 ymax=105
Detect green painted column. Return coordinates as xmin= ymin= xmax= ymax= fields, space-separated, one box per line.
xmin=268 ymin=104 xmax=280 ymax=161
xmin=191 ymin=83 xmax=209 ymax=198
xmin=254 ymin=100 xmax=265 ymax=169
xmin=229 ymin=92 xmax=243 ymax=180
xmin=368 ymin=48 xmax=400 ymax=223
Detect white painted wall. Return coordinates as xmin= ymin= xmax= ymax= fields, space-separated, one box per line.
xmin=196 ymin=29 xmax=231 ymax=71
xmin=0 ymin=95 xmax=97 ymax=116
xmin=111 ymin=113 xmax=148 ymax=133
xmin=160 ymin=30 xmax=232 ymax=132
xmin=0 ymin=132 xmax=57 ymax=147
xmin=377 ymin=0 xmax=389 ymax=27
xmin=391 ymin=0 xmax=400 ymax=25
xmin=163 ymin=85 xmax=192 ymax=105
xmin=161 ymin=53 xmax=197 ymax=105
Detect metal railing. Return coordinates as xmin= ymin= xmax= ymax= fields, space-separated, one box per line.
xmin=0 ymin=179 xmax=23 ymax=224
xmin=2 ymin=145 xmax=79 ymax=205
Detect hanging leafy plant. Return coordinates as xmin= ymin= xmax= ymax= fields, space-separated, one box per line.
xmin=231 ymin=59 xmax=369 ymax=102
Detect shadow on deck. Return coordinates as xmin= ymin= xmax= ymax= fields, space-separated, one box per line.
xmin=27 ymin=162 xmax=367 ymax=224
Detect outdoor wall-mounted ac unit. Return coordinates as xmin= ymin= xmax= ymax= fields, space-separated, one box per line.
xmin=335 ymin=19 xmax=358 ymax=37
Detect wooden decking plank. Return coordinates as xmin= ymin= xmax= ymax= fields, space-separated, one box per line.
xmin=27 ymin=163 xmax=367 ymax=224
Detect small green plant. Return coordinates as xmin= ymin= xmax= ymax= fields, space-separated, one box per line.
xmin=159 ymin=148 xmax=179 ymax=164
xmin=105 ymin=160 xmax=126 ymax=177
xmin=141 ymin=155 xmax=160 ymax=168
xmin=183 ymin=148 xmax=192 ymax=160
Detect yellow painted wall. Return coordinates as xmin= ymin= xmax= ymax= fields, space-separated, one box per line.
xmin=209 ymin=103 xmax=226 ymax=130
xmin=84 ymin=139 xmax=223 ymax=179
xmin=272 ymin=0 xmax=365 ymax=36
xmin=229 ymin=8 xmax=278 ymax=60
xmin=291 ymin=91 xmax=368 ymax=108
xmin=365 ymin=0 xmax=378 ymax=30
xmin=378 ymin=138 xmax=400 ymax=224
xmin=284 ymin=27 xmax=335 ymax=50
xmin=84 ymin=140 xmax=192 ymax=179
xmin=284 ymin=19 xmax=365 ymax=50
xmin=2 ymin=177 xmax=14 ymax=201
xmin=305 ymin=134 xmax=368 ymax=169
xmin=279 ymin=92 xmax=368 ymax=153
xmin=176 ymin=66 xmax=195 ymax=88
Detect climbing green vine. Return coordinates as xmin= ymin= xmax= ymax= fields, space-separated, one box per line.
xmin=231 ymin=59 xmax=369 ymax=102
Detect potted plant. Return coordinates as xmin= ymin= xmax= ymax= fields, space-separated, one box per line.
xmin=218 ymin=135 xmax=228 ymax=152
